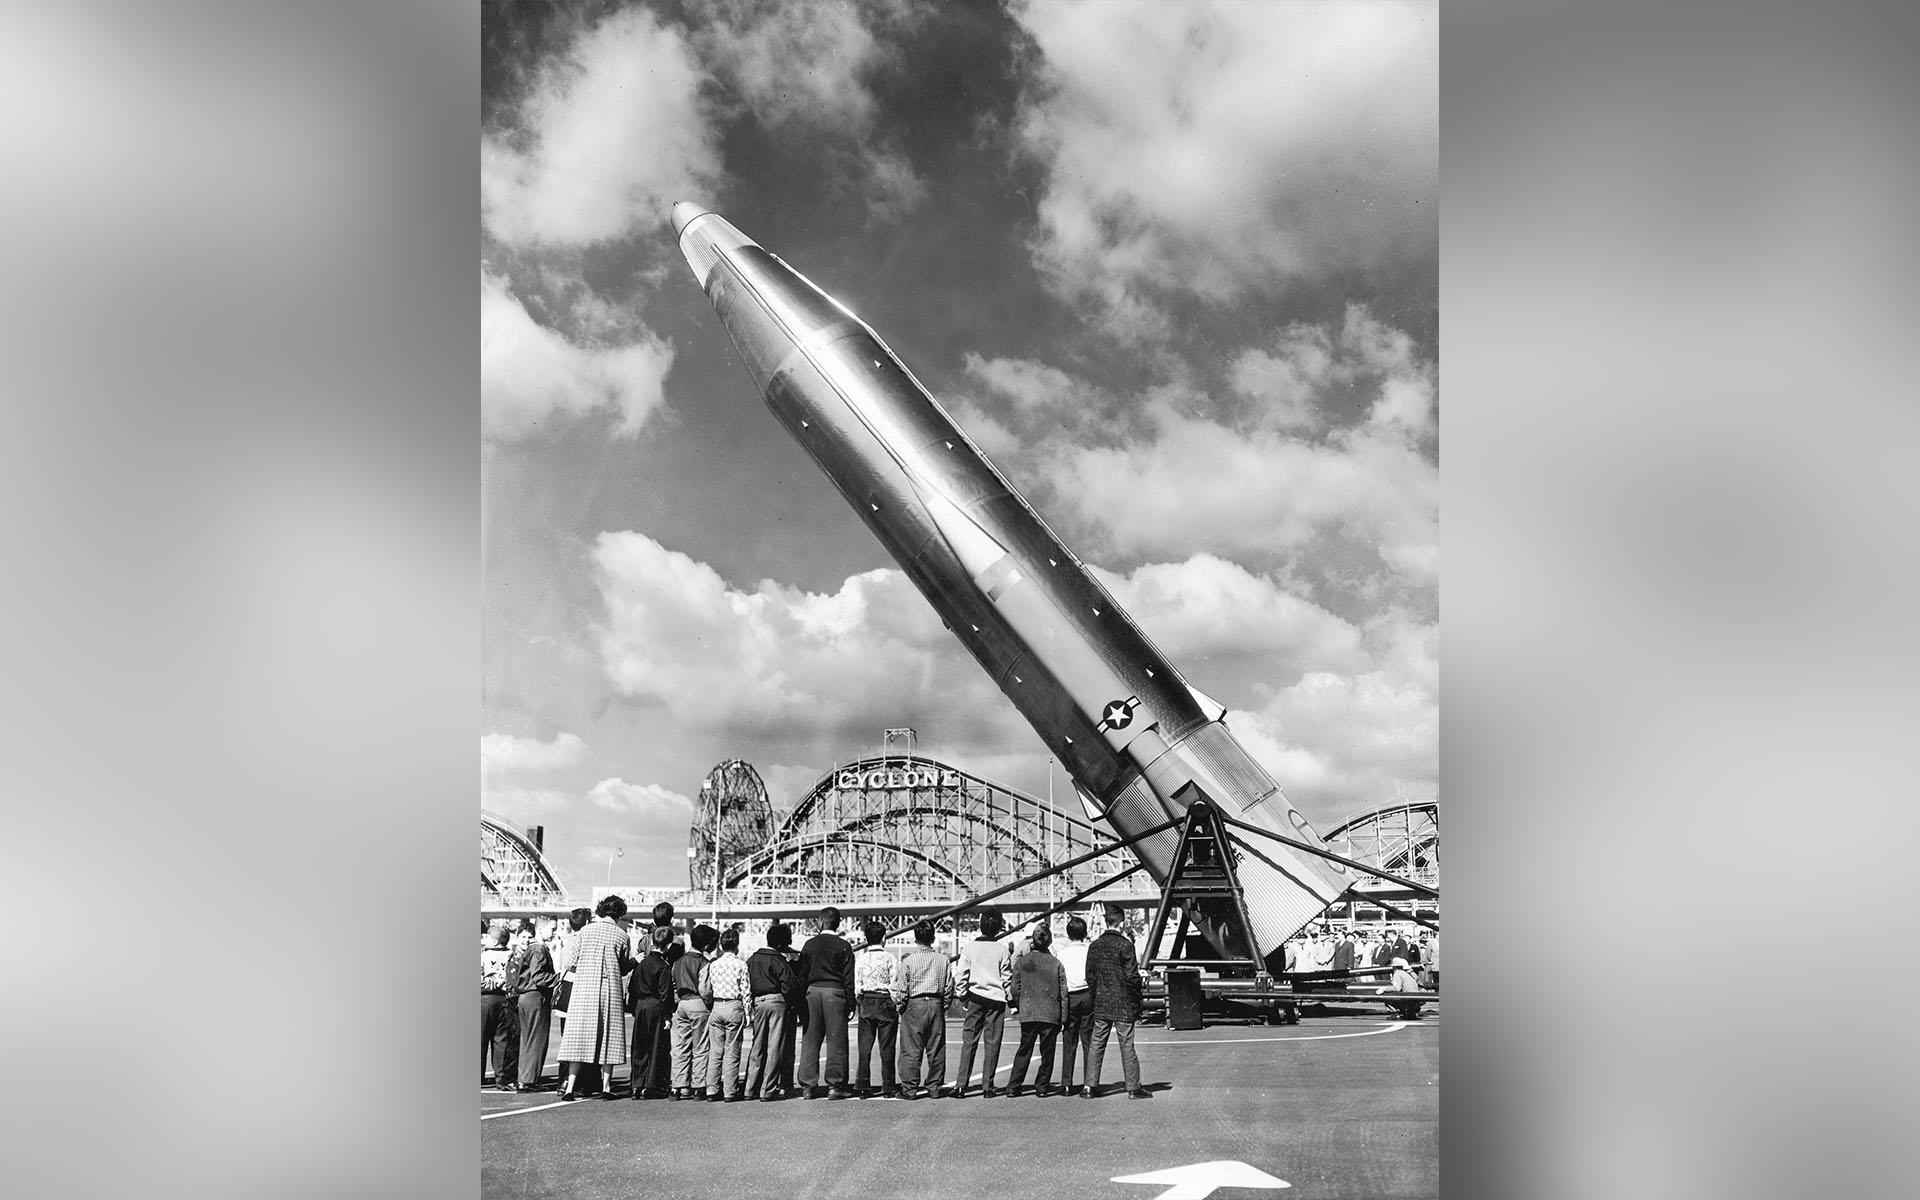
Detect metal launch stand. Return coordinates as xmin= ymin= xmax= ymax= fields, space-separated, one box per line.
xmin=882 ymin=784 xmax=1441 ymax=1029
xmin=1140 ymin=797 xmax=1270 ymax=985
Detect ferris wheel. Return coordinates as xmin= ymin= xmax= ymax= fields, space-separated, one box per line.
xmin=688 ymin=758 xmax=777 ymax=891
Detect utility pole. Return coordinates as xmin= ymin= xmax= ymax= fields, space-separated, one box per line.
xmin=711 ymin=778 xmax=722 ymax=926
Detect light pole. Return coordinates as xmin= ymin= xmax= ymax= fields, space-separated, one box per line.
xmin=607 ymin=846 xmax=623 ymax=886
xmin=1046 ymin=756 xmax=1056 ymax=914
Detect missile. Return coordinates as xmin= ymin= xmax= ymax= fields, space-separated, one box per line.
xmin=671 ymin=202 xmax=1347 ymax=975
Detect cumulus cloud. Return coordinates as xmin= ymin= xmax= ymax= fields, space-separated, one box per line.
xmin=687 ymin=0 xmax=927 ymax=221
xmin=689 ymin=0 xmax=880 ymax=132
xmin=970 ymin=306 xmax=1436 ymax=596
xmin=481 ymin=784 xmax=576 ymax=819
xmin=1232 ymin=611 xmax=1438 ymax=826
xmin=1011 ymin=0 xmax=1436 ymax=328
xmin=589 ymin=529 xmax=1426 ymax=830
xmin=585 ymin=777 xmax=695 ymax=816
xmin=482 ymin=6 xmax=721 ymax=246
xmin=959 ymin=352 xmax=1121 ymax=441
xmin=1091 ymin=554 xmax=1367 ymax=700
xmin=482 ymin=271 xmax=674 ymax=440
xmin=593 ymin=531 xmax=1009 ymax=742
xmin=1058 ymin=410 xmax=1437 ymax=587
xmin=943 ymin=398 xmax=1022 ymax=460
xmin=481 ymin=730 xmax=588 ymax=774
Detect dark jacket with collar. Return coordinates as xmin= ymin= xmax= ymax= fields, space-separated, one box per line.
xmin=1085 ymin=929 xmax=1143 ymax=1022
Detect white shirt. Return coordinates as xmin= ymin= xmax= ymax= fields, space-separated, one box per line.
xmin=1055 ymin=940 xmax=1090 ymax=991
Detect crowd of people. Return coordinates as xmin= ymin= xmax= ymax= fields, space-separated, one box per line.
xmin=1282 ymin=924 xmax=1438 ymax=991
xmin=482 ymin=898 xmax=1157 ymax=1102
xmin=484 ymin=898 xmax=1439 ymax=1102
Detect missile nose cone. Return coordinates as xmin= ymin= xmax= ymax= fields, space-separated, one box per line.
xmin=671 ymin=201 xmax=709 ymax=238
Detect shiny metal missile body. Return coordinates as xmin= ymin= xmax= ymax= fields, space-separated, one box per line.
xmin=672 ymin=202 xmax=1347 ymax=973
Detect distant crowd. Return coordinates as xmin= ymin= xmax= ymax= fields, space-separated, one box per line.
xmin=1282 ymin=924 xmax=1438 ymax=989
xmin=482 ymin=898 xmax=1157 ymax=1102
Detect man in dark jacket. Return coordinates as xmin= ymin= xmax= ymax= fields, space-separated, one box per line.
xmin=1007 ymin=925 xmax=1069 ymax=1096
xmin=1332 ymin=929 xmax=1356 ymax=973
xmin=507 ymin=921 xmax=558 ymax=1091
xmin=796 ymin=906 xmax=856 ymax=1099
xmin=626 ymin=926 xmax=675 ymax=1098
xmin=1082 ymin=904 xmax=1150 ymax=1100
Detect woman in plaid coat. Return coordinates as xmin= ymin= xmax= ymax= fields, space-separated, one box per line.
xmin=557 ymin=895 xmax=634 ymax=1100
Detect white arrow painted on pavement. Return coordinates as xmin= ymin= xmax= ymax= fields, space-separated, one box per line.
xmin=1111 ymin=1160 xmax=1290 ymax=1200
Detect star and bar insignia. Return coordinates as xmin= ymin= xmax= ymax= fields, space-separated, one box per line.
xmin=1098 ymin=695 xmax=1142 ymax=733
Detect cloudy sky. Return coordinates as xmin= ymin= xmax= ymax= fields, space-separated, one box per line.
xmin=481 ymin=0 xmax=1437 ymax=896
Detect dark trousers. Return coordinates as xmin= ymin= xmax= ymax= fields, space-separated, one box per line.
xmin=629 ymin=998 xmax=669 ymax=1094
xmin=1009 ymin=1021 xmax=1060 ymax=1089
xmin=515 ymin=992 xmax=550 ymax=1087
xmin=798 ymin=984 xmax=849 ymax=1089
xmin=896 ymin=996 xmax=946 ymax=1091
xmin=1087 ymin=1017 xmax=1141 ymax=1093
xmin=482 ymin=992 xmax=513 ymax=1082
xmin=775 ymin=998 xmax=799 ymax=1090
xmin=1059 ymin=989 xmax=1093 ymax=1087
xmin=952 ymin=994 xmax=1006 ymax=1093
xmin=855 ymin=994 xmax=898 ymax=1091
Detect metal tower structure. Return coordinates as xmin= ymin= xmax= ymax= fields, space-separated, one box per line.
xmin=1323 ymin=795 xmax=1439 ymax=892
xmin=688 ymin=758 xmax=779 ymax=893
xmin=716 ymin=753 xmax=1158 ymax=908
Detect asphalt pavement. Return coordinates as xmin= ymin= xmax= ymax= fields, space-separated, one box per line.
xmin=482 ymin=1003 xmax=1438 ymax=1200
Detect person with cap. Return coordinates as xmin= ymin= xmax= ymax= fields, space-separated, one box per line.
xmin=1081 ymin=903 xmax=1150 ymax=1100
xmin=1386 ymin=955 xmax=1425 ymax=1019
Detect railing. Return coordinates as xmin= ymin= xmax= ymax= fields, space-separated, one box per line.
xmin=480 ymin=890 xmax=573 ymax=910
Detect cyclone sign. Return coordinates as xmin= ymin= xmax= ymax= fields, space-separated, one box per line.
xmin=836 ymin=766 xmax=962 ymax=792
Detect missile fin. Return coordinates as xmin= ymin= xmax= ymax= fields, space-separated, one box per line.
xmin=1186 ymin=681 xmax=1228 ymax=722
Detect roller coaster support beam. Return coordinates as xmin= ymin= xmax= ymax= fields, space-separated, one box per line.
xmin=1340 ymin=890 xmax=1440 ymax=932
xmin=1003 ymin=861 xmax=1151 ymax=939
xmin=1215 ymin=811 xmax=1439 ymax=899
xmin=884 ymin=814 xmax=1182 ymax=940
